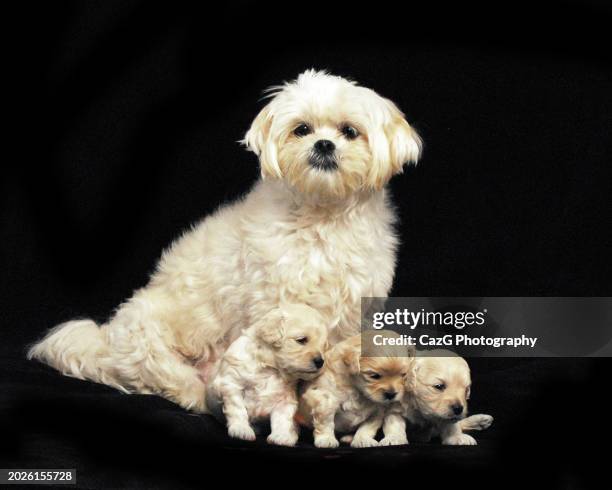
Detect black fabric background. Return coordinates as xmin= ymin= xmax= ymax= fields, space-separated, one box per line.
xmin=2 ymin=1 xmax=611 ymax=488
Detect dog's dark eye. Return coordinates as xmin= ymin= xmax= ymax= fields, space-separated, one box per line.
xmin=433 ymin=383 xmax=446 ymax=391
xmin=368 ymin=372 xmax=381 ymax=380
xmin=296 ymin=337 xmax=308 ymax=345
xmin=294 ymin=123 xmax=312 ymax=137
xmin=341 ymin=125 xmax=359 ymax=140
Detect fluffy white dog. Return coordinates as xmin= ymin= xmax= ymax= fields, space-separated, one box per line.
xmin=206 ymin=303 xmax=328 ymax=446
xmin=28 ymin=70 xmax=422 ymax=413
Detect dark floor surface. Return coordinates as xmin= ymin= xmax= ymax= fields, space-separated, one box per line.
xmin=2 ymin=354 xmax=604 ymax=489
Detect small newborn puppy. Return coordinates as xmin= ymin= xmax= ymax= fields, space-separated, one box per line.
xmin=299 ymin=332 xmax=413 ymax=448
xmin=384 ymin=350 xmax=493 ymax=445
xmin=206 ymin=304 xmax=327 ymax=446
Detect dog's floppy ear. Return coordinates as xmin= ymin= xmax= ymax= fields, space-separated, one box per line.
xmin=368 ymin=99 xmax=422 ymax=190
xmin=466 ymin=385 xmax=471 ymax=400
xmin=243 ymin=101 xmax=282 ymax=179
xmin=341 ymin=346 xmax=361 ymax=374
xmin=405 ymin=358 xmax=426 ymax=393
xmin=386 ymin=111 xmax=422 ymax=174
xmin=254 ymin=308 xmax=285 ymax=348
xmin=404 ymin=361 xmax=418 ymax=393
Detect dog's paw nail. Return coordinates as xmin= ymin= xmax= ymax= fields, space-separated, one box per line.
xmin=267 ymin=432 xmax=298 ymax=447
xmin=228 ymin=424 xmax=256 ymax=441
xmin=443 ymin=434 xmax=477 ymax=446
xmin=315 ymin=435 xmax=340 ymax=448
xmin=380 ymin=436 xmax=408 ymax=446
xmin=351 ymin=436 xmax=379 ymax=448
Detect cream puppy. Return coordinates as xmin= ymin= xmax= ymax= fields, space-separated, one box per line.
xmin=206 ymin=303 xmax=327 ymax=446
xmin=299 ymin=333 xmax=413 ymax=448
xmin=384 ymin=350 xmax=493 ymax=445
xmin=28 ymin=70 xmax=421 ymax=413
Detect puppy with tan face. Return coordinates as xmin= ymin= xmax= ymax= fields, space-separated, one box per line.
xmin=298 ymin=332 xmax=414 ymax=448
xmin=384 ymin=350 xmax=493 ymax=445
xmin=206 ymin=304 xmax=328 ymax=446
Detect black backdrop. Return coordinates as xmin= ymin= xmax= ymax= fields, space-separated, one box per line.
xmin=2 ymin=1 xmax=611 ymax=488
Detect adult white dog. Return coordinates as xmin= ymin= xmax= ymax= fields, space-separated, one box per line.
xmin=28 ymin=70 xmax=422 ymax=413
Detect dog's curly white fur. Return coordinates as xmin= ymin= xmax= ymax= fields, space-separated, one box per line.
xmin=27 ymin=70 xmax=422 ymax=413
xmin=206 ymin=303 xmax=327 ymax=446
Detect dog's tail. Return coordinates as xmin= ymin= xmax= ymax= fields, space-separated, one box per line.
xmin=27 ymin=319 xmax=127 ymax=392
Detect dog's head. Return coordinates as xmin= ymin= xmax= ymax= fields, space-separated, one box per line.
xmin=254 ymin=303 xmax=328 ymax=380
xmin=244 ymin=70 xmax=421 ymax=200
xmin=409 ymin=351 xmax=471 ymax=421
xmin=337 ymin=334 xmax=413 ymax=405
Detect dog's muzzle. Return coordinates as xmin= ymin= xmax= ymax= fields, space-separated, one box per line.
xmin=309 ymin=139 xmax=338 ymax=171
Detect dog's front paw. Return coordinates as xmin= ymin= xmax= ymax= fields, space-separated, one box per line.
xmin=379 ymin=434 xmax=409 ymax=446
xmin=315 ymin=434 xmax=340 ymax=448
xmin=267 ymin=431 xmax=299 ymax=447
xmin=469 ymin=414 xmax=494 ymax=430
xmin=228 ymin=422 xmax=256 ymax=441
xmin=351 ymin=436 xmax=379 ymax=448
xmin=443 ymin=433 xmax=477 ymax=446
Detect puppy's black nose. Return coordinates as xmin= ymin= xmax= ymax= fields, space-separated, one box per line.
xmin=383 ymin=390 xmax=397 ymax=400
xmin=313 ymin=356 xmax=324 ymax=369
xmin=314 ymin=139 xmax=335 ymax=154
xmin=451 ymin=403 xmax=464 ymax=415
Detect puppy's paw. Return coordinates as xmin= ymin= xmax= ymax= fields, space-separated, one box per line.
xmin=443 ymin=433 xmax=477 ymax=446
xmin=351 ymin=436 xmax=379 ymax=448
xmin=315 ymin=434 xmax=340 ymax=448
xmin=379 ymin=434 xmax=409 ymax=446
xmin=267 ymin=431 xmax=299 ymax=447
xmin=468 ymin=414 xmax=493 ymax=430
xmin=228 ymin=422 xmax=256 ymax=441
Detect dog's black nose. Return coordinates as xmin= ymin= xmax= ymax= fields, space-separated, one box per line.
xmin=451 ymin=403 xmax=464 ymax=415
xmin=314 ymin=139 xmax=335 ymax=154
xmin=313 ymin=356 xmax=324 ymax=369
xmin=383 ymin=390 xmax=397 ymax=400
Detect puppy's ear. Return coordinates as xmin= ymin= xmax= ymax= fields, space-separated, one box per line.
xmin=254 ymin=309 xmax=285 ymax=348
xmin=243 ymin=102 xmax=282 ymax=179
xmin=368 ymin=99 xmax=422 ymax=190
xmin=341 ymin=347 xmax=361 ymax=375
xmin=466 ymin=385 xmax=471 ymax=400
xmin=404 ymin=360 xmax=417 ymax=393
xmin=405 ymin=360 xmax=420 ymax=393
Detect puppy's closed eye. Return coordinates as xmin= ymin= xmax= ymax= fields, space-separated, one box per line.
xmin=366 ymin=372 xmax=381 ymax=380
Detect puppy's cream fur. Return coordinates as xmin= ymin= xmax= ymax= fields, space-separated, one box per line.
xmin=27 ymin=70 xmax=421 ymax=412
xmin=384 ymin=350 xmax=493 ymax=445
xmin=299 ymin=332 xmax=414 ymax=448
xmin=206 ymin=304 xmax=327 ymax=446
